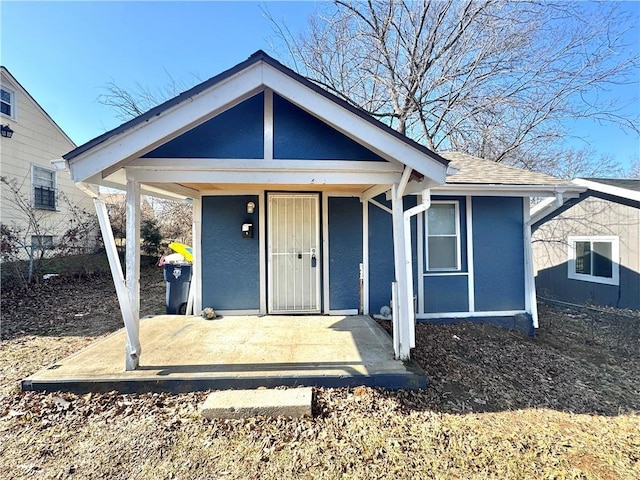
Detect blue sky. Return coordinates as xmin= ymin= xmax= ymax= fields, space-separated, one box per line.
xmin=1 ymin=1 xmax=638 ymax=170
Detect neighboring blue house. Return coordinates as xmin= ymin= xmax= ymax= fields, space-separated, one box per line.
xmin=532 ymin=178 xmax=640 ymax=310
xmin=59 ymin=51 xmax=580 ymax=370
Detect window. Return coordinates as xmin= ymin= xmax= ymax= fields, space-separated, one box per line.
xmin=568 ymin=236 xmax=619 ymax=286
xmin=32 ymin=165 xmax=56 ymax=210
xmin=425 ymin=201 xmax=461 ymax=271
xmin=31 ymin=235 xmax=54 ymax=250
xmin=1 ymin=87 xmax=15 ymax=118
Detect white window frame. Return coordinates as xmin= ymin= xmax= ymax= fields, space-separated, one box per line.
xmin=425 ymin=200 xmax=461 ymax=272
xmin=567 ymin=235 xmax=619 ymax=286
xmin=31 ymin=164 xmax=57 ymax=211
xmin=1 ymin=85 xmax=16 ymax=120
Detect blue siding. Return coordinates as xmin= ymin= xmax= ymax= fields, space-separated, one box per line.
xmin=328 ymin=197 xmax=363 ymax=310
xmin=273 ymin=94 xmax=386 ymax=161
xmin=368 ymin=198 xmax=394 ymax=315
xmin=367 ymin=195 xmax=418 ymax=315
xmin=144 ymin=93 xmax=264 ymax=158
xmin=472 ymin=197 xmax=525 ymax=311
xmin=423 ymin=275 xmax=469 ymax=313
xmin=201 ymin=195 xmax=260 ymax=310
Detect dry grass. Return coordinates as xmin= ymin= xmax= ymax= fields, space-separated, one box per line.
xmin=1 ymin=265 xmax=638 ymax=479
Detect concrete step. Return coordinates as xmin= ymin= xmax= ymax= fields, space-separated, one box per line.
xmin=200 ymin=387 xmax=313 ymax=419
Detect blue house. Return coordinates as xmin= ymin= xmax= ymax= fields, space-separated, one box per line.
xmin=59 ymin=51 xmax=580 ymax=370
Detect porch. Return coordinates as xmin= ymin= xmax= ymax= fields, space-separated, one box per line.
xmin=22 ymin=314 xmax=426 ymax=393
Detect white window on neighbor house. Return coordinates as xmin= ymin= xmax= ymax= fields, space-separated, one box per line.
xmin=31 ymin=235 xmax=54 ymax=250
xmin=425 ymin=201 xmax=461 ymax=271
xmin=1 ymin=87 xmax=15 ymax=118
xmin=32 ymin=165 xmax=57 ymax=210
xmin=568 ymin=236 xmax=619 ymax=286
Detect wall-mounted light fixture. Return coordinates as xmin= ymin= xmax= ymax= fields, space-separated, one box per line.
xmin=246 ymin=201 xmax=255 ymax=214
xmin=0 ymin=124 xmax=14 ymax=138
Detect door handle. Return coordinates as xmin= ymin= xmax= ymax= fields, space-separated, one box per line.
xmin=311 ymin=254 xmax=317 ymax=268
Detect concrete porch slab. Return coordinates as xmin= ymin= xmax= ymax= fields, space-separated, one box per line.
xmin=22 ymin=315 xmax=426 ymax=393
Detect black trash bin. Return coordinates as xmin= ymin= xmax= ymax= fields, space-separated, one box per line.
xmin=163 ymin=263 xmax=192 ymax=314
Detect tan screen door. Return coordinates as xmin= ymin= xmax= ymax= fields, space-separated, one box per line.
xmin=268 ymin=193 xmax=321 ymax=313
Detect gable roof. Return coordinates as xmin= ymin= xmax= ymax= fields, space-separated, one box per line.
xmin=1 ymin=66 xmax=76 ymax=147
xmin=63 ymin=51 xmax=449 ymax=185
xmin=441 ymin=152 xmax=569 ymax=186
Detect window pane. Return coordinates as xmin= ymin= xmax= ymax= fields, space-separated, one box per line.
xmin=428 ymin=204 xmax=455 ymax=235
xmin=31 ymin=235 xmax=53 ymax=249
xmin=0 ymin=89 xmax=10 ymax=103
xmin=33 ymin=167 xmax=55 ymax=188
xmin=575 ymin=241 xmax=591 ymax=275
xmin=0 ymin=102 xmax=10 ymax=116
xmin=592 ymin=242 xmax=613 ymax=278
xmin=428 ymin=236 xmax=457 ymax=269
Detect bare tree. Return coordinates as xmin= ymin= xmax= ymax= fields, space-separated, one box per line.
xmin=268 ymin=0 xmax=639 ymax=174
xmin=98 ymin=69 xmax=200 ymax=122
xmin=551 ymin=148 xmax=626 ymax=181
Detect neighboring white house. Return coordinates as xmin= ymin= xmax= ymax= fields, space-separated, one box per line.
xmin=0 ymin=66 xmax=96 ymax=254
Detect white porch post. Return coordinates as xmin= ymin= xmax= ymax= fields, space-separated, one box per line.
xmin=391 ymin=183 xmax=412 ymax=360
xmin=93 ymin=197 xmax=140 ymax=371
xmin=126 ymin=179 xmax=141 ymax=322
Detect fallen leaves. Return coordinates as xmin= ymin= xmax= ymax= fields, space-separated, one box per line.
xmin=1 ymin=265 xmax=639 ymax=479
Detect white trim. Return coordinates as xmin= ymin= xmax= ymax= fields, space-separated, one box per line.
xmin=322 ymin=193 xmax=330 ymax=314
xmin=574 ymin=178 xmax=640 ymax=202
xmin=126 ymin=168 xmax=400 ymax=185
xmin=362 ymin=199 xmax=369 ymax=315
xmin=368 ymin=199 xmax=392 ymax=215
xmin=129 ymin=158 xmax=402 ymax=173
xmin=420 ymin=184 xmax=584 ymax=197
xmin=396 ymin=166 xmax=412 ymax=199
xmin=417 ymin=310 xmax=528 ymax=319
xmin=264 ymin=89 xmax=274 ymax=161
xmin=215 ymin=309 xmax=261 ymax=316
xmin=523 ymin=201 xmax=538 ymax=327
xmin=258 ymin=192 xmax=267 ymax=314
xmin=192 ymin=196 xmax=203 ymax=314
xmin=362 ymin=184 xmax=392 ymax=201
xmin=416 ymin=205 xmax=424 ymax=315
xmin=567 ymin=235 xmax=620 ymax=286
xmin=328 ymin=309 xmax=359 ymax=316
xmin=423 ymin=272 xmax=469 ymax=277
xmin=424 ymin=200 xmax=461 ymax=272
xmin=466 ymin=196 xmax=475 ymax=313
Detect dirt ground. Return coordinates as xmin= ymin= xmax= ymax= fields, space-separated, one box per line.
xmin=1 ymin=264 xmax=639 ymax=479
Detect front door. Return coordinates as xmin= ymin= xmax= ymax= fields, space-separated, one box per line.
xmin=268 ymin=193 xmax=321 ymax=313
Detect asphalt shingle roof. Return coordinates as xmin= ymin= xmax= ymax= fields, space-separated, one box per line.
xmin=440 ymin=152 xmax=568 ymax=186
